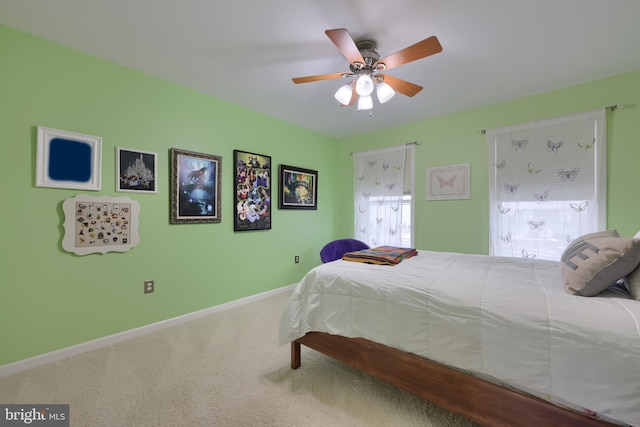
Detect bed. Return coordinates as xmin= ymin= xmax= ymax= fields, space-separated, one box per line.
xmin=279 ymin=249 xmax=640 ymax=427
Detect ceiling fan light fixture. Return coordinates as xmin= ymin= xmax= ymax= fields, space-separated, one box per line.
xmin=293 ymin=29 xmax=443 ymax=113
xmin=376 ymin=82 xmax=395 ymax=104
xmin=334 ymin=84 xmax=353 ymax=105
xmin=357 ymin=95 xmax=373 ymax=111
xmin=355 ymin=74 xmax=374 ymax=96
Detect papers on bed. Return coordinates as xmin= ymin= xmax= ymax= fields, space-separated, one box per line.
xmin=342 ymin=246 xmax=418 ymax=265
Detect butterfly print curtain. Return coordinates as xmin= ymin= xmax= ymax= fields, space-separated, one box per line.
xmin=353 ymin=145 xmax=406 ymax=247
xmin=487 ymin=109 xmax=606 ymax=260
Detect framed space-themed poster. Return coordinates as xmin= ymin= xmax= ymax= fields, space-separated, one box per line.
xmin=234 ymin=150 xmax=271 ymax=231
xmin=170 ymin=148 xmax=222 ymax=224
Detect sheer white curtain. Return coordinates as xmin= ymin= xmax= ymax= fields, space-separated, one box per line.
xmin=487 ymin=109 xmax=606 ymax=261
xmin=353 ymin=145 xmax=406 ymax=247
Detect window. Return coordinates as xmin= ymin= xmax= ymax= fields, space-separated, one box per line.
xmin=487 ymin=109 xmax=606 ymax=261
xmin=353 ymin=144 xmax=414 ymax=248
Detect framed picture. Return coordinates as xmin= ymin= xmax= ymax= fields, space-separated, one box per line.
xmin=234 ymin=150 xmax=271 ymax=231
xmin=279 ymin=164 xmax=318 ymax=210
xmin=61 ymin=194 xmax=140 ymax=255
xmin=426 ymin=163 xmax=471 ymax=200
xmin=36 ymin=126 xmax=102 ymax=190
xmin=170 ymin=148 xmax=222 ymax=224
xmin=116 ymin=147 xmax=158 ymax=193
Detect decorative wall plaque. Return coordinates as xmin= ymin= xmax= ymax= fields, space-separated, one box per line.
xmin=62 ymin=194 xmax=140 ymax=255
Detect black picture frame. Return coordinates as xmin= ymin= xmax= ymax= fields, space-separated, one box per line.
xmin=234 ymin=150 xmax=272 ymax=231
xmin=170 ymin=148 xmax=222 ymax=224
xmin=279 ymin=164 xmax=318 ymax=210
xmin=116 ymin=147 xmax=157 ymax=194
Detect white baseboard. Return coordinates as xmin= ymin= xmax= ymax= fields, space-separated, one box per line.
xmin=0 ymin=284 xmax=296 ymax=378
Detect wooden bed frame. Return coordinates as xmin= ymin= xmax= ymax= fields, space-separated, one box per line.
xmin=291 ymin=332 xmax=615 ymax=427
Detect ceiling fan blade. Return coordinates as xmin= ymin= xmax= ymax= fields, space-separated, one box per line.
xmin=292 ymin=72 xmax=350 ymax=84
xmin=374 ymin=36 xmax=442 ymax=71
xmin=345 ymin=83 xmax=357 ymax=106
xmin=378 ymin=74 xmax=423 ymax=97
xmin=325 ymin=28 xmax=366 ymax=67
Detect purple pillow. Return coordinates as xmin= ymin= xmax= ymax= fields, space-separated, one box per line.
xmin=320 ymin=239 xmax=370 ymax=263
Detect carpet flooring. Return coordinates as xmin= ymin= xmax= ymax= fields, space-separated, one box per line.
xmin=0 ymin=289 xmax=479 ymax=426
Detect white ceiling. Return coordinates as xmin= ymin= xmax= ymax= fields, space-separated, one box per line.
xmin=2 ymin=0 xmax=640 ymax=139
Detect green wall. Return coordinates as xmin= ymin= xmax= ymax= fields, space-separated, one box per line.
xmin=337 ymin=71 xmax=640 ymax=254
xmin=2 ymin=22 xmax=640 ymax=367
xmin=0 ymin=25 xmax=338 ymax=365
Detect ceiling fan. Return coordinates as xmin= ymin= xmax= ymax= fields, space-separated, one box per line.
xmin=292 ymin=28 xmax=442 ymax=111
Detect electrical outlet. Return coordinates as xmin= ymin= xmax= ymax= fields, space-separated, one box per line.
xmin=295 ymin=255 xmax=300 ymax=264
xmin=144 ymin=280 xmax=154 ymax=294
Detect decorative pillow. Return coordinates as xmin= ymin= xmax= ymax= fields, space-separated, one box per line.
xmin=566 ymin=229 xmax=619 ymax=244
xmin=560 ymin=231 xmax=640 ymax=296
xmin=626 ymin=230 xmax=640 ymax=301
xmin=320 ymin=239 xmax=370 ymax=263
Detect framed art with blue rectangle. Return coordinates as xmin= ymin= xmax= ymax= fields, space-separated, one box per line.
xmin=36 ymin=126 xmax=102 ymax=190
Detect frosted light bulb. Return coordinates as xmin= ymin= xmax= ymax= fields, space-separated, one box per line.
xmin=355 ymin=74 xmax=374 ymax=96
xmin=357 ymin=95 xmax=373 ymax=111
xmin=334 ymin=84 xmax=353 ymax=105
xmin=376 ymin=82 xmax=395 ymax=104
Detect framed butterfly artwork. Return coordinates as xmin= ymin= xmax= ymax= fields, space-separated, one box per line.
xmin=426 ymin=163 xmax=471 ymax=200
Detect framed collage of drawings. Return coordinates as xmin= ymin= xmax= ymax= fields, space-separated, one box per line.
xmin=234 ymin=150 xmax=271 ymax=231
xmin=62 ymin=194 xmax=140 ymax=255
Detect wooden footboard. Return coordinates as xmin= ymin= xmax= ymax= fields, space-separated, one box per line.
xmin=292 ymin=332 xmax=614 ymax=427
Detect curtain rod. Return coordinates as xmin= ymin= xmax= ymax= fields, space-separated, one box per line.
xmin=476 ymin=104 xmax=626 ymax=135
xmin=349 ymin=141 xmax=421 ymax=156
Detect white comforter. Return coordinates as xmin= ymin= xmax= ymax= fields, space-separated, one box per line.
xmin=279 ymin=250 xmax=640 ymax=426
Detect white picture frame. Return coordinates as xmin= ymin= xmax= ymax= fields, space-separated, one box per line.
xmin=116 ymin=147 xmax=158 ymax=194
xmin=36 ymin=126 xmax=102 ymax=191
xmin=61 ymin=194 xmax=140 ymax=255
xmin=426 ymin=163 xmax=471 ymax=200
